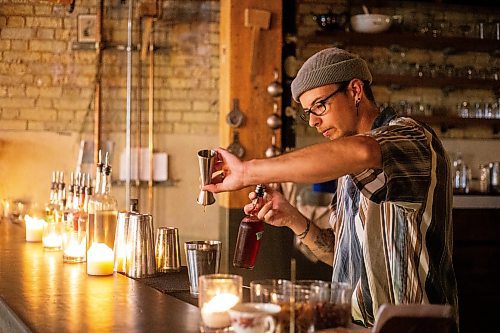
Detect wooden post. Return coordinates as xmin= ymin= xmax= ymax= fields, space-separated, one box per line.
xmin=219 ymin=0 xmax=282 ymax=209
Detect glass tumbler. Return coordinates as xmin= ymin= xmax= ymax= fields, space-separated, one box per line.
xmin=250 ymin=279 xmax=314 ymax=333
xmin=309 ymin=281 xmax=352 ymax=330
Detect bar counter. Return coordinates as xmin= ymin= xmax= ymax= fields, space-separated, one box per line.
xmin=0 ymin=219 xmax=201 ymax=333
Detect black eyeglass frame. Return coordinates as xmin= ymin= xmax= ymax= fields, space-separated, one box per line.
xmin=299 ymin=82 xmax=349 ymax=122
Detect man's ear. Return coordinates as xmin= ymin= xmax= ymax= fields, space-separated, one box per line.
xmin=350 ymin=79 xmax=364 ymax=100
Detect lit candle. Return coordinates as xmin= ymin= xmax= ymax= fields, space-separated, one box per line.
xmin=87 ymin=243 xmax=114 ymax=276
xmin=42 ymin=231 xmax=63 ymax=249
xmin=201 ymin=293 xmax=239 ymax=329
xmin=25 ymin=215 xmax=45 ymax=242
xmin=63 ymin=238 xmax=86 ymax=259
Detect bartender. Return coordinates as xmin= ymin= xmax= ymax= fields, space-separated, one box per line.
xmin=204 ymin=47 xmax=458 ymax=328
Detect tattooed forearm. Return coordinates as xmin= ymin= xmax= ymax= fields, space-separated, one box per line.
xmin=314 ymin=228 xmax=335 ymax=252
xmin=303 ymin=228 xmax=335 ymax=265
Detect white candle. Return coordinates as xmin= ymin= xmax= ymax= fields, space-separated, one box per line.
xmin=87 ymin=243 xmax=114 ymax=276
xmin=201 ymin=293 xmax=239 ymax=328
xmin=64 ymin=238 xmax=86 ymax=258
xmin=43 ymin=231 xmax=63 ymax=248
xmin=25 ymin=215 xmax=45 ymax=242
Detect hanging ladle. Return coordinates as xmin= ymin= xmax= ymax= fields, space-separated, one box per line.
xmin=227 ymin=130 xmax=245 ymax=158
xmin=226 ymin=98 xmax=245 ymax=128
xmin=265 ymin=133 xmax=281 ymax=158
xmin=266 ymin=102 xmax=282 ymax=130
xmin=267 ymin=69 xmax=283 ymax=98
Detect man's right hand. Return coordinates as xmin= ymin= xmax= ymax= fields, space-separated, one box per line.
xmin=202 ymin=148 xmax=246 ymax=193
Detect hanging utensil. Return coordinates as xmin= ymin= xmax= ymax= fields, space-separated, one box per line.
xmin=265 ymin=133 xmax=281 ymax=158
xmin=226 ymin=98 xmax=245 ymax=128
xmin=227 ymin=130 xmax=245 ymax=158
xmin=266 ymin=102 xmax=282 ymax=130
xmin=267 ymin=69 xmax=283 ymax=97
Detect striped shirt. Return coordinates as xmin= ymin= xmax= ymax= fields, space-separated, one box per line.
xmin=330 ymin=108 xmax=458 ymax=327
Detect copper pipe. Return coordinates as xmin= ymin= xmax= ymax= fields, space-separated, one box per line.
xmin=148 ymin=25 xmax=154 ymax=214
xmin=93 ymin=0 xmax=104 ymax=166
xmin=125 ymin=0 xmax=134 ymax=208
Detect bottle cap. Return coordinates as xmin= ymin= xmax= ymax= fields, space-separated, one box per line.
xmin=255 ymin=184 xmax=265 ymax=197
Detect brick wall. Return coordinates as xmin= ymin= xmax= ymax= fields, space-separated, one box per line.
xmin=1 ymin=0 xmax=498 ymax=140
xmin=0 ymin=0 xmax=220 ymax=135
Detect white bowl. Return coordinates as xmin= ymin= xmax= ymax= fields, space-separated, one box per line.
xmin=350 ymin=14 xmax=392 ymax=33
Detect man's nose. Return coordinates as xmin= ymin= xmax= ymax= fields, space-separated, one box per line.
xmin=308 ymin=113 xmax=320 ymax=128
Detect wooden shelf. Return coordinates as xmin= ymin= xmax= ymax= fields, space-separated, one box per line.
xmin=374 ymin=74 xmax=500 ymax=92
xmin=412 ymin=115 xmax=500 ymax=133
xmin=309 ymin=30 xmax=500 ymax=55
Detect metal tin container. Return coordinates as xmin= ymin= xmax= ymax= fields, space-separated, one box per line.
xmin=126 ymin=213 xmax=156 ymax=278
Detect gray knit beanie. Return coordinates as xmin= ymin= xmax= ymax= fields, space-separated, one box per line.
xmin=291 ymin=48 xmax=372 ymax=102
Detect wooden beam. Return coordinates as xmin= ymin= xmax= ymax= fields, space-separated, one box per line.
xmin=219 ymin=0 xmax=282 ymax=208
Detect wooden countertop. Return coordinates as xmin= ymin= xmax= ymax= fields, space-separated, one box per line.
xmin=0 ymin=219 xmax=371 ymax=333
xmin=0 ymin=219 xmax=201 ymax=333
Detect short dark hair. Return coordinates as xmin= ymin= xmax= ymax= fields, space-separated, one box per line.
xmin=362 ymin=80 xmax=376 ymax=103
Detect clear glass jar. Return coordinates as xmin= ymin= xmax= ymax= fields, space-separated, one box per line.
xmin=42 ymin=219 xmax=63 ymax=251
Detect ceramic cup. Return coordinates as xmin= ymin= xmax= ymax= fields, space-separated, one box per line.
xmin=228 ymin=303 xmax=280 ymax=333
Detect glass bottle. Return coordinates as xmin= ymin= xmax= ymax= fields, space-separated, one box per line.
xmin=54 ymin=171 xmax=66 ymax=224
xmin=63 ymin=173 xmax=87 ymax=263
xmin=86 ymin=152 xmax=118 ymax=276
xmin=45 ymin=171 xmax=58 ymax=223
xmin=233 ymin=184 xmax=266 ymax=269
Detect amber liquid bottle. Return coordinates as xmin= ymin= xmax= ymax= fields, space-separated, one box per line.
xmin=233 ymin=184 xmax=266 ymax=269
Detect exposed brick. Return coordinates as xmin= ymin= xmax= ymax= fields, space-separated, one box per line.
xmin=11 ymin=40 xmax=28 ymax=50
xmin=3 ymin=50 xmax=40 ymax=62
xmin=1 ymin=27 xmax=34 ymax=40
xmin=165 ymin=111 xmax=182 ymax=122
xmin=7 ymin=86 xmax=26 ymax=97
xmin=0 ymin=97 xmax=35 ymax=108
xmin=27 ymin=86 xmax=62 ymax=98
xmin=53 ymin=98 xmax=90 ymax=110
xmin=57 ymin=109 xmax=76 ymax=121
xmin=0 ymin=109 xmax=20 ymax=119
xmin=173 ymin=122 xmax=190 ymax=134
xmin=0 ymin=119 xmax=27 ymax=130
xmin=36 ymin=28 xmax=54 ymax=39
xmin=25 ymin=16 xmax=62 ymax=29
xmin=183 ymin=111 xmax=217 ymax=123
xmin=163 ymin=100 xmax=188 ymax=111
xmin=1 ymin=5 xmax=33 ymax=16
xmin=74 ymin=110 xmax=92 ymax=123
xmin=20 ymin=108 xmax=57 ymax=121
xmin=0 ymin=40 xmax=11 ymax=50
xmin=30 ymin=40 xmax=68 ymax=52
xmin=34 ymin=5 xmax=53 ymax=16
xmin=192 ymin=100 xmax=211 ymax=111
xmin=35 ymin=98 xmax=53 ymax=108
xmin=7 ymin=16 xmax=25 ymax=27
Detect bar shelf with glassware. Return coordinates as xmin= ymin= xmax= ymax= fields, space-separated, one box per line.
xmin=309 ymin=30 xmax=500 ymax=54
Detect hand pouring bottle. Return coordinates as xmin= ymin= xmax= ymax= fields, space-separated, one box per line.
xmin=233 ymin=184 xmax=266 ymax=269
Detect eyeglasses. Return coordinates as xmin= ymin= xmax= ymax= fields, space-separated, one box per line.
xmin=299 ymin=85 xmax=347 ymax=122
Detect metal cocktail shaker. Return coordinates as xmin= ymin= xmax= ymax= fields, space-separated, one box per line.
xmin=125 ymin=213 xmax=157 ymax=278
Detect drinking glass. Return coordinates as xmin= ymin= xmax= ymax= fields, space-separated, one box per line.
xmin=309 ymin=281 xmax=352 ymax=330
xmin=250 ymin=279 xmax=314 ymax=333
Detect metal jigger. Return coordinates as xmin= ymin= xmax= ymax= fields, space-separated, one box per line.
xmin=197 ymin=149 xmax=216 ymax=206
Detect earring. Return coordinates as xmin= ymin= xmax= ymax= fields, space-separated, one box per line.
xmin=355 ymin=99 xmax=360 ymax=116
